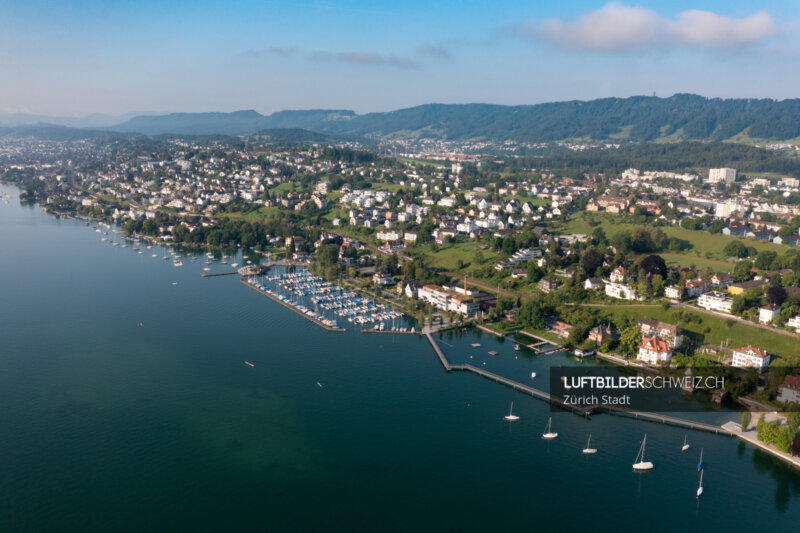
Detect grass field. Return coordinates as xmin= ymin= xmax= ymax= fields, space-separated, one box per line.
xmin=587 ymin=304 xmax=800 ymax=363
xmin=564 ymin=212 xmax=789 ymax=261
xmin=415 ymin=241 xmax=499 ymax=271
xmin=220 ymin=206 xmax=281 ymax=221
xmin=653 ymin=253 xmax=736 ymax=273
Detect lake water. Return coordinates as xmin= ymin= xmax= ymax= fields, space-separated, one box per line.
xmin=1 ymin=184 xmax=799 ymax=532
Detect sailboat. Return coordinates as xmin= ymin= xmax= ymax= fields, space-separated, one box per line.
xmin=682 ymin=435 xmax=690 ymax=452
xmin=697 ymin=448 xmax=704 ymax=471
xmin=582 ymin=434 xmax=597 ymax=454
xmin=632 ymin=435 xmax=654 ymax=471
xmin=696 ymin=469 xmax=704 ymax=498
xmin=503 ymin=402 xmax=519 ymax=421
xmin=542 ymin=417 xmax=558 ymax=439
xmin=514 ymin=344 xmax=520 ymax=351
xmin=530 ymin=372 xmax=537 ymax=379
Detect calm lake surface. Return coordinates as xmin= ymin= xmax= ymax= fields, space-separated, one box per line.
xmin=1 ymin=184 xmax=799 ymax=532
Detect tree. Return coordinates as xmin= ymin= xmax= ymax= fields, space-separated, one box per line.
xmin=723 ymin=240 xmax=748 ymax=258
xmin=581 ymin=248 xmax=604 ymax=273
xmin=766 ymin=285 xmax=787 ymax=306
xmin=733 ymin=260 xmax=753 ymax=282
xmin=517 ymin=300 xmax=545 ymax=329
xmin=618 ymin=325 xmax=642 ymax=355
xmin=741 ymin=411 xmax=751 ymax=430
xmin=755 ymin=250 xmax=778 ymax=271
xmin=639 ymin=254 xmax=667 ymax=278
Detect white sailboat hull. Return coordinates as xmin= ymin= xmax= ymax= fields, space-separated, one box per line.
xmin=682 ymin=444 xmax=690 ymax=452
xmin=632 ymin=461 xmax=654 ymax=471
xmin=582 ymin=448 xmax=597 ymax=455
xmin=697 ymin=486 xmax=703 ymax=497
xmin=542 ymin=433 xmax=558 ymax=440
xmin=503 ymin=415 xmax=519 ymax=421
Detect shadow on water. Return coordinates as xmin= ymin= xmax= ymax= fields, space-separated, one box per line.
xmin=751 ymin=447 xmax=800 ymax=513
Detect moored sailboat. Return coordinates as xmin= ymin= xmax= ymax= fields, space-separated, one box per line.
xmin=633 ymin=435 xmax=654 ymax=471
xmin=503 ymin=402 xmax=519 ymax=421
xmin=582 ymin=434 xmax=597 ymax=454
xmin=542 ymin=417 xmax=558 ymax=439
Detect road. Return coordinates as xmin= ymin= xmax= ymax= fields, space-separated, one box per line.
xmin=675 ymin=301 xmax=798 ymax=338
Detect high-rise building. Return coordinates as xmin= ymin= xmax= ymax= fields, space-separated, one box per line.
xmin=707 ymin=167 xmax=737 ymax=184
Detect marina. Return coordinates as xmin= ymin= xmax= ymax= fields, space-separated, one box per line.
xmin=249 ymin=268 xmax=409 ymax=332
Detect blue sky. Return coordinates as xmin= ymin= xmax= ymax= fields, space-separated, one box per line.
xmin=1 ymin=0 xmax=799 ymax=116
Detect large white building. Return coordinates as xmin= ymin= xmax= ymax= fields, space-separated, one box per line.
xmin=605 ymin=282 xmax=640 ymax=300
xmin=416 ymin=285 xmax=479 ymax=317
xmin=731 ymin=346 xmax=770 ymax=371
xmin=698 ymin=291 xmax=733 ymax=313
xmin=707 ymin=168 xmax=737 ymax=185
xmin=714 ymin=200 xmax=745 ymax=219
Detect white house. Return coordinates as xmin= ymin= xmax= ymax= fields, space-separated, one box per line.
xmin=584 ymin=277 xmax=604 ymax=290
xmin=697 ymin=291 xmax=733 ymax=314
xmin=637 ymin=337 xmax=673 ymax=365
xmin=665 ymin=285 xmax=682 ymax=300
xmin=758 ymin=305 xmax=779 ymax=325
xmin=777 ymin=375 xmax=800 ymax=404
xmin=610 ymin=267 xmax=626 ymax=283
xmin=605 ymin=282 xmax=639 ymax=300
xmin=731 ymin=346 xmax=770 ymax=371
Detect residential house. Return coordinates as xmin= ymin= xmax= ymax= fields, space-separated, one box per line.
xmin=731 ymin=346 xmax=770 ymax=371
xmin=584 ymin=277 xmax=604 ymax=290
xmin=539 ymin=278 xmax=560 ymax=293
xmin=637 ymin=337 xmax=673 ymax=365
xmin=777 ymin=375 xmax=800 ymax=405
xmin=372 ymin=271 xmax=394 ymax=286
xmin=638 ymin=319 xmax=683 ymax=349
xmin=728 ymin=279 xmax=768 ymax=295
xmin=588 ymin=324 xmax=619 ymax=345
xmin=758 ymin=304 xmax=780 ymax=325
xmin=698 ymin=291 xmax=733 ymax=313
xmin=605 ymin=282 xmax=639 ymax=300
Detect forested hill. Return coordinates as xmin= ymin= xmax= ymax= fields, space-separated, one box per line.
xmin=105 ymin=94 xmax=800 ymax=143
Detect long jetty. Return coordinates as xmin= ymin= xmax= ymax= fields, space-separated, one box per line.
xmin=240 ymin=279 xmax=345 ymax=332
xmin=598 ymin=406 xmax=734 ymax=436
xmin=424 ymin=332 xmax=746 ymax=436
xmin=201 ymin=271 xmax=239 ymax=278
xmin=425 ymin=332 xmax=592 ymax=416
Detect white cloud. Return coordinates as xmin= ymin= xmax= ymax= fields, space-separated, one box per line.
xmin=509 ymin=2 xmax=778 ymax=52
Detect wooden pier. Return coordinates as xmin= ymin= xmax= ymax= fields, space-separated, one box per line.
xmin=240 ymin=279 xmax=345 ymax=332
xmin=201 ymin=271 xmax=239 ymax=278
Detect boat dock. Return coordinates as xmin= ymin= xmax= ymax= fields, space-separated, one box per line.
xmin=363 ymin=329 xmax=417 ymax=335
xmin=240 ymin=279 xmax=345 ymax=332
xmin=201 ymin=271 xmax=239 ymax=278
xmin=516 ymin=330 xmax=564 ymax=354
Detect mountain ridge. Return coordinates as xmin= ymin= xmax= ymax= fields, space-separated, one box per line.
xmin=13 ymin=94 xmax=800 ymax=144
